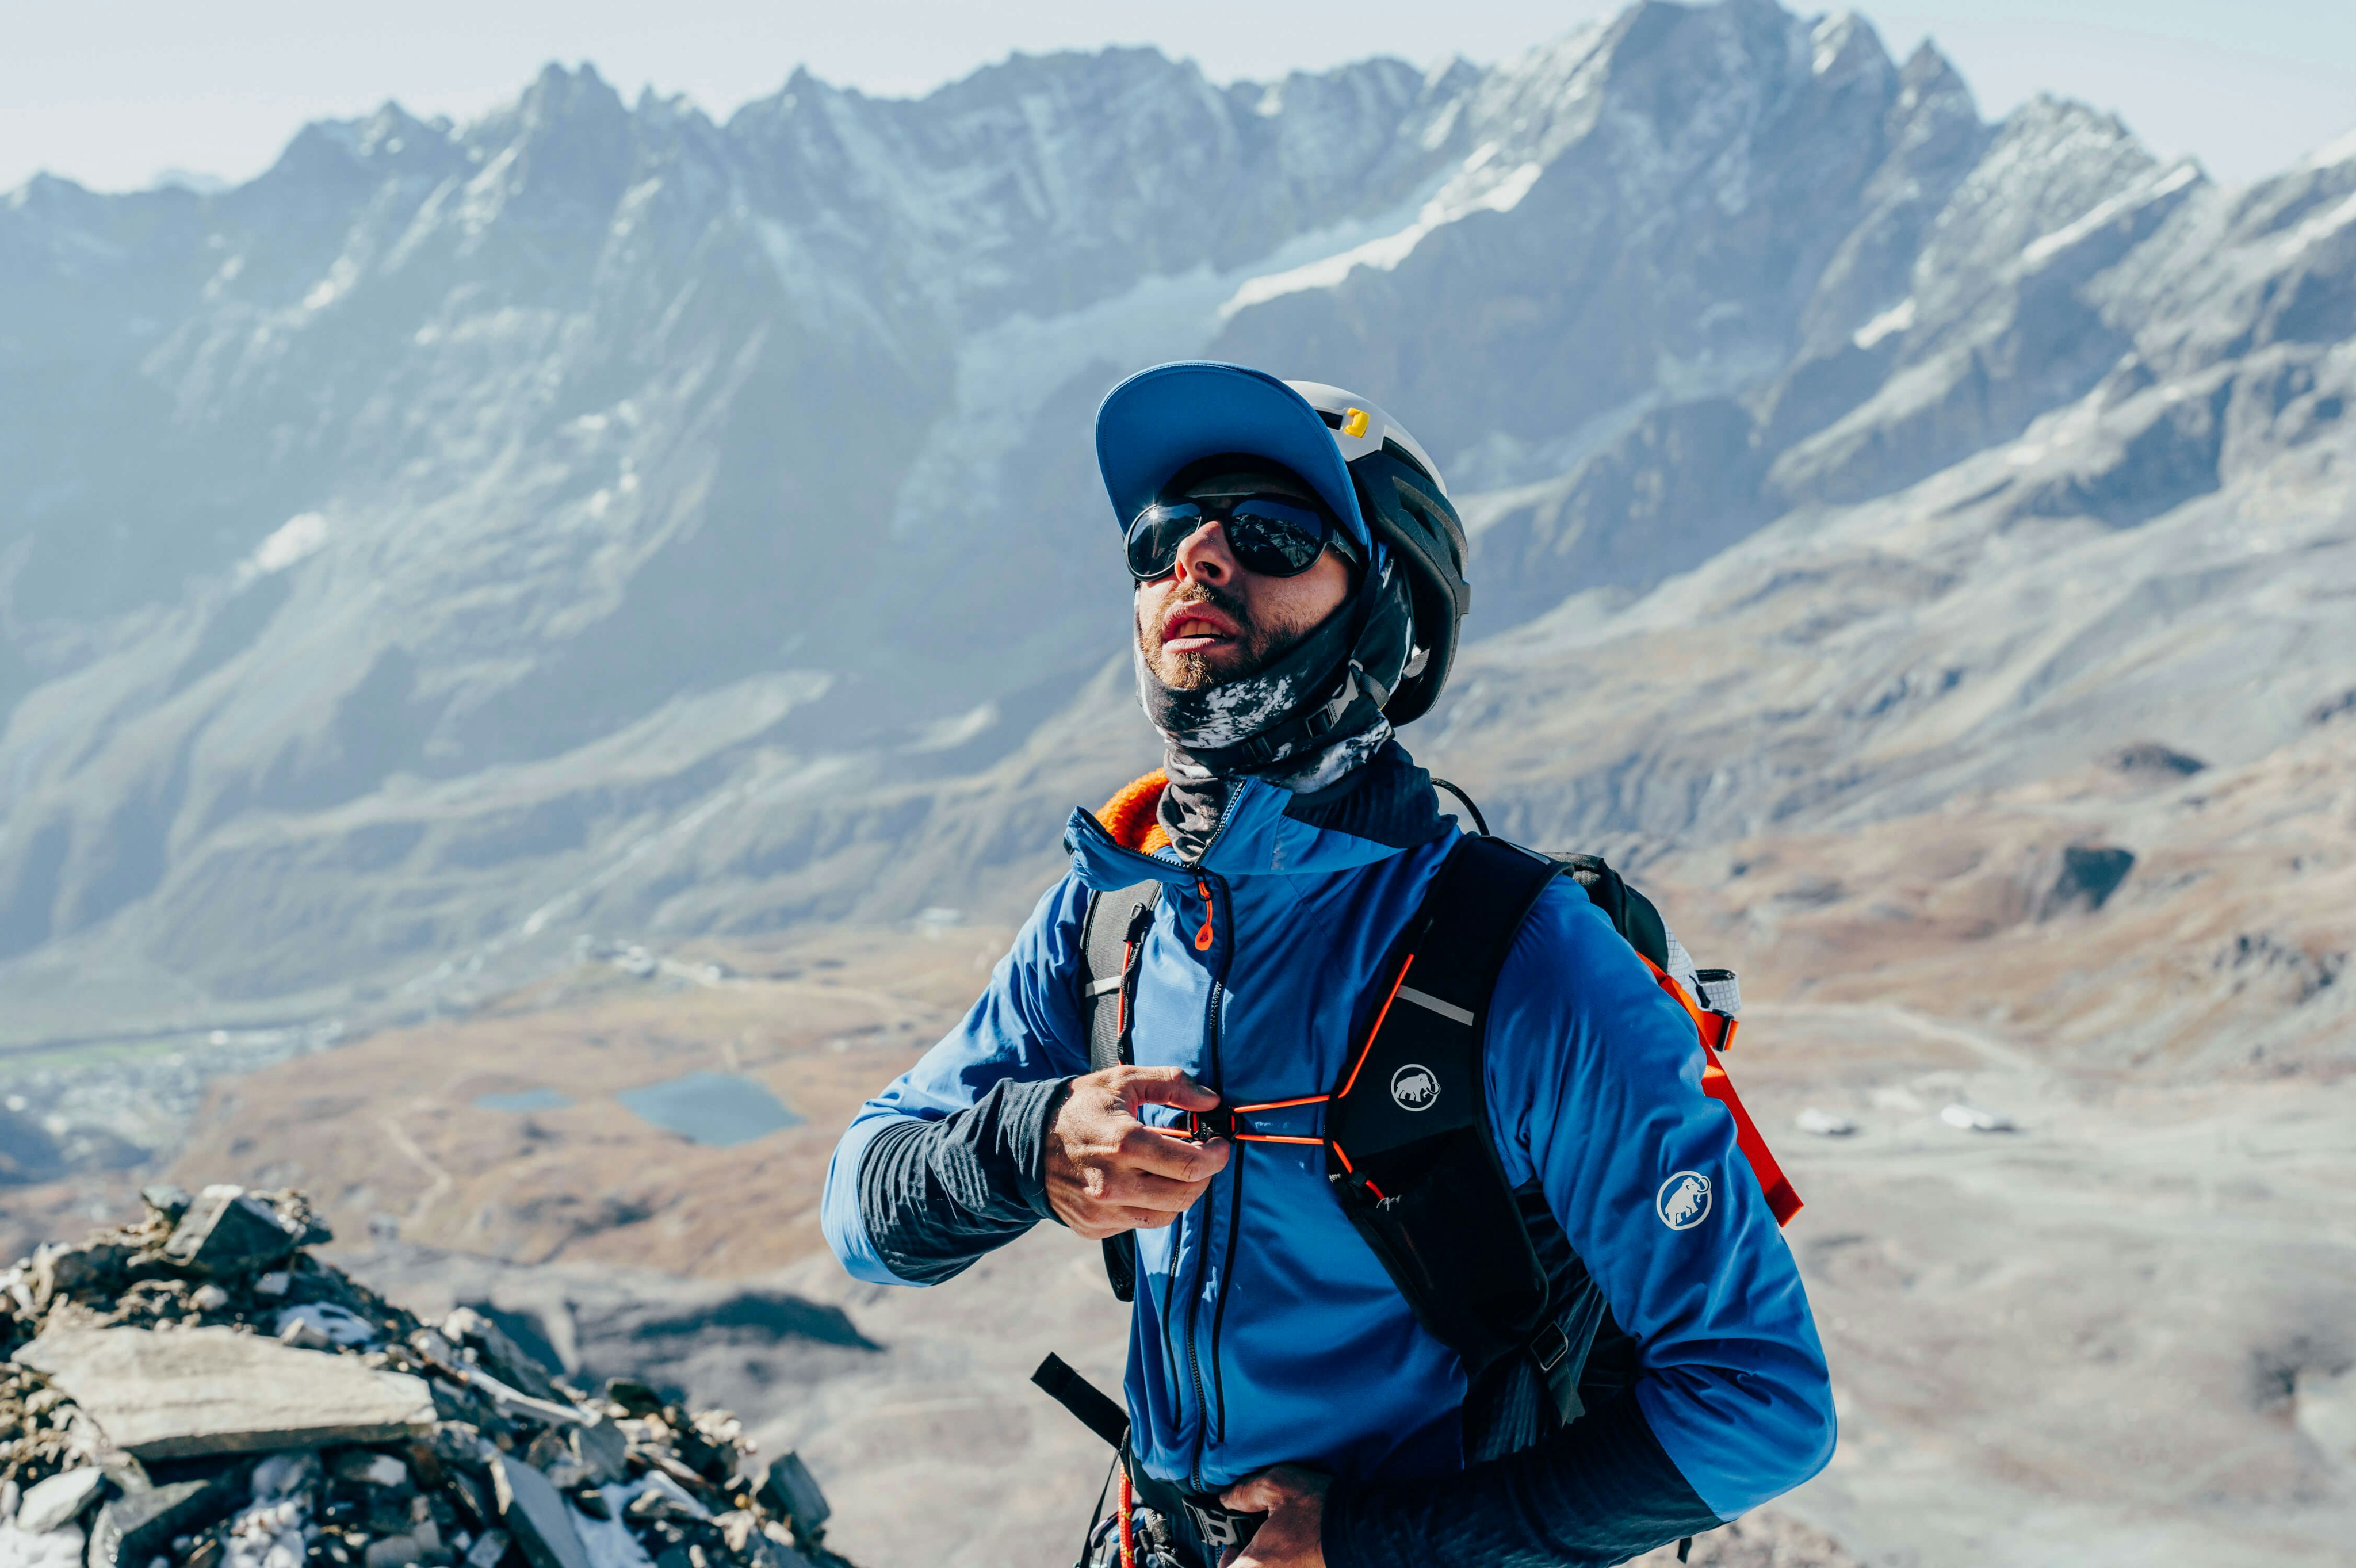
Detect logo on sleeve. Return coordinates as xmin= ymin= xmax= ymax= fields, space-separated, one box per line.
xmin=1656 ymin=1171 xmax=1712 ymax=1230
xmin=1390 ymin=1064 xmax=1440 ymax=1111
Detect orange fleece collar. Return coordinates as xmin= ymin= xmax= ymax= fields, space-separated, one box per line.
xmin=1096 ymin=770 xmax=1172 ymax=856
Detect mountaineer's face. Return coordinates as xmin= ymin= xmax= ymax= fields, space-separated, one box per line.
xmin=1131 ymin=473 xmax=1355 ymax=692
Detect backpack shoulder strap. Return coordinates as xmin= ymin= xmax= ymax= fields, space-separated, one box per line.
xmin=1556 ymin=853 xmax=1670 ymax=970
xmin=1324 ymin=836 xmax=1565 ymax=1385
xmin=1074 ymin=882 xmax=1161 ymax=1303
xmin=1077 ymin=884 xmax=1161 ymax=1074
xmin=1324 ymin=835 xmax=1804 ymax=1445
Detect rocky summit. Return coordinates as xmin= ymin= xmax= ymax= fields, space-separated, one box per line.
xmin=0 ymin=1185 xmax=849 ymax=1568
xmin=0 ymin=0 xmax=2349 ymax=1048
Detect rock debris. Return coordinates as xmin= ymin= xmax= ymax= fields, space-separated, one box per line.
xmin=0 ymin=1187 xmax=850 ymax=1568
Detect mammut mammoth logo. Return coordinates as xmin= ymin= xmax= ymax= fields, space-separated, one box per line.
xmin=1390 ymin=1064 xmax=1440 ymax=1112
xmin=1657 ymin=1171 xmax=1712 ymax=1230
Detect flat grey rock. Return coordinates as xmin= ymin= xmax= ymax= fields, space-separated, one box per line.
xmin=162 ymin=1190 xmax=300 ymax=1276
xmin=758 ymin=1456 xmax=828 ymax=1532
xmin=569 ymin=1416 xmax=629 ymax=1487
xmin=87 ymin=1478 xmax=229 ymax=1568
xmin=442 ymin=1307 xmax=564 ymax=1402
xmin=10 ymin=1471 xmax=100 ymax=1537
xmin=491 ymin=1452 xmax=589 ymax=1568
xmin=11 ymin=1327 xmax=435 ymax=1459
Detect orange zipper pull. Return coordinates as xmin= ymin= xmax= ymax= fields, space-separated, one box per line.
xmin=1194 ymin=879 xmax=1215 ymax=951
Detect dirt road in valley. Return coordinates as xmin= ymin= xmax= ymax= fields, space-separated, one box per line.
xmin=1730 ymin=1000 xmax=2356 ymax=1567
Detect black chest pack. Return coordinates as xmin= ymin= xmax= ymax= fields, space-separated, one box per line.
xmin=1074 ymin=831 xmax=1797 ymax=1441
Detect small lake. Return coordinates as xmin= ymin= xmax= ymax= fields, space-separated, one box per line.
xmin=616 ymin=1072 xmax=802 ymax=1147
xmin=473 ymin=1088 xmax=575 ymax=1113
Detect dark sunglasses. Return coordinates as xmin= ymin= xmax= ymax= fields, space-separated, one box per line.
xmin=1125 ymin=495 xmax=1359 ymax=582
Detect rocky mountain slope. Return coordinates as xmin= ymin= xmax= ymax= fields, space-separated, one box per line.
xmin=1 ymin=0 xmax=2351 ymax=1068
xmin=7 ymin=11 xmax=2354 ymax=1563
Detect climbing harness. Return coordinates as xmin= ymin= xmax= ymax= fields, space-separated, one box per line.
xmin=1035 ymin=1355 xmax=1259 ymax=1568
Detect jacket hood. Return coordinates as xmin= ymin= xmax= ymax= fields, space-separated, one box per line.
xmin=1062 ymin=744 xmax=1448 ymax=892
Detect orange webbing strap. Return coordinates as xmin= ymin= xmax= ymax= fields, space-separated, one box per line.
xmin=1224 ymin=1093 xmax=1327 ymax=1145
xmin=1181 ymin=1093 xmax=1329 ymax=1146
xmin=1640 ymin=956 xmax=1802 ymax=1227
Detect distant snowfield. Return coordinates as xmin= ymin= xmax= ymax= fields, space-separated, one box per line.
xmin=890 ymin=178 xmax=1445 ymax=540
xmin=1217 ymin=146 xmax=1547 ymax=318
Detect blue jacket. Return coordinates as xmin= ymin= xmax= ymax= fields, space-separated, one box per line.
xmin=823 ymin=748 xmax=1834 ymax=1563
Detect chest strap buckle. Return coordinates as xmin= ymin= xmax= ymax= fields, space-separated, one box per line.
xmin=1179 ymin=1096 xmax=1330 ymax=1146
xmin=1181 ymin=1107 xmax=1240 ymax=1144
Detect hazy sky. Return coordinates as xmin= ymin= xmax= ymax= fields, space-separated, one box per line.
xmin=6 ymin=1 xmax=2352 ymax=194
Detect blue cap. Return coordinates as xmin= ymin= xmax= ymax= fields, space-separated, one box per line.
xmin=1095 ymin=362 xmax=1371 ymax=549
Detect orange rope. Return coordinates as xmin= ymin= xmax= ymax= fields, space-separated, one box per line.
xmin=1118 ymin=1462 xmax=1135 ymax=1568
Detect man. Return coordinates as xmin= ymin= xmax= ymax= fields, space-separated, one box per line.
xmin=823 ymin=362 xmax=1834 ymax=1567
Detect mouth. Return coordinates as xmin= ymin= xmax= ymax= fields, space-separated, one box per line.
xmin=1161 ymin=602 xmax=1241 ymax=655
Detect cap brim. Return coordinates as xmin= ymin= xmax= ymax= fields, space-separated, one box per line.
xmin=1095 ymin=362 xmax=1370 ymax=549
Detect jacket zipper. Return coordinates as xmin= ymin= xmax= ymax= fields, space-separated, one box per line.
xmin=1176 ymin=790 xmax=1245 ymax=1493
xmin=1072 ymin=787 xmax=1247 ymax=1491
xmin=1181 ymin=877 xmax=1231 ymax=1492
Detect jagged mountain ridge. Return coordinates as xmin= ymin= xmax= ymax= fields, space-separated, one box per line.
xmin=0 ymin=0 xmax=2350 ymax=1038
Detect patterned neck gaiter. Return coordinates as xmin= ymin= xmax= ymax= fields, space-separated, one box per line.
xmin=1135 ymin=550 xmax=1414 ymax=862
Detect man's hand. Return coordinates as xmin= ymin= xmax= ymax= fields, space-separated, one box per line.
xmin=1218 ymin=1467 xmax=1329 ymax=1568
xmin=1045 ymin=1065 xmax=1230 ymax=1239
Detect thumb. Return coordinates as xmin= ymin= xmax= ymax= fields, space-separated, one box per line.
xmin=1219 ymin=1472 xmax=1286 ymax=1513
xmin=1122 ymin=1065 xmax=1220 ymax=1112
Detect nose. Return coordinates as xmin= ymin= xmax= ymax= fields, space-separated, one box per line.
xmin=1172 ymin=520 xmax=1237 ymax=586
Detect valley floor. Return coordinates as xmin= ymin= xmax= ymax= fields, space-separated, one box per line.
xmin=6 ymin=939 xmax=2354 ymax=1565
xmin=1719 ymin=1001 xmax=2356 ymax=1568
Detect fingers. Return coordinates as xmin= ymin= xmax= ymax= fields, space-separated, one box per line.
xmin=1062 ymin=1122 xmax=1227 ymax=1199
xmin=1221 ymin=1473 xmax=1286 ymax=1513
xmin=1221 ymin=1466 xmax=1327 ymax=1511
xmin=1061 ymin=1167 xmax=1216 ymax=1237
xmin=1118 ymin=1065 xmax=1222 ymax=1112
xmin=1120 ymin=1123 xmax=1231 ymax=1183
xmin=1112 ymin=1164 xmax=1218 ymax=1211
xmin=1068 ymin=1205 xmax=1186 ymax=1240
xmin=1070 ymin=1165 xmax=1216 ymax=1231
xmin=1047 ymin=1067 xmax=1235 ymax=1238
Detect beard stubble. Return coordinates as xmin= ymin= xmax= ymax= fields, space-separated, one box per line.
xmin=1137 ymin=580 xmax=1305 ymax=692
